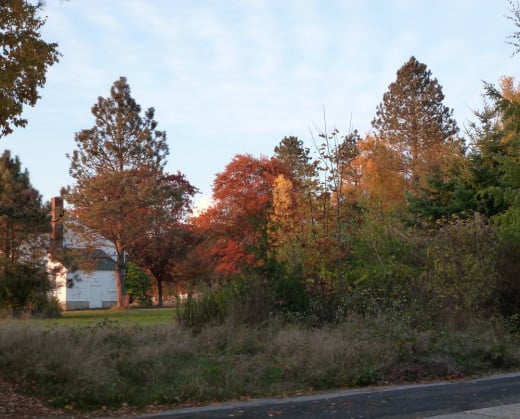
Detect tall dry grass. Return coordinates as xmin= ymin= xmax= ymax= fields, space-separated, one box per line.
xmin=0 ymin=315 xmax=519 ymax=411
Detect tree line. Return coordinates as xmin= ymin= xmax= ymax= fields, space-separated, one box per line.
xmin=0 ymin=0 xmax=519 ymax=323
xmin=183 ymin=55 xmax=520 ymax=325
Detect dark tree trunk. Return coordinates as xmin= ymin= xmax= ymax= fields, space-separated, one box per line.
xmin=157 ymin=279 xmax=163 ymax=307
xmin=115 ymin=260 xmax=129 ymax=308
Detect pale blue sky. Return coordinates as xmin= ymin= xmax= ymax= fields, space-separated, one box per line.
xmin=3 ymin=0 xmax=517 ymax=209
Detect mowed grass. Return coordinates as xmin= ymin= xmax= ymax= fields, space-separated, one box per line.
xmin=60 ymin=307 xmax=176 ymax=327
xmin=0 ymin=307 xmax=177 ymax=328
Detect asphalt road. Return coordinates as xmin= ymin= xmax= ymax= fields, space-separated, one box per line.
xmin=131 ymin=372 xmax=520 ymax=419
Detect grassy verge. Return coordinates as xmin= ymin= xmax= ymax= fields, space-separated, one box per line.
xmin=0 ymin=313 xmax=519 ymax=411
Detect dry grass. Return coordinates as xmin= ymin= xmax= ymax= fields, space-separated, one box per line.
xmin=1 ymin=315 xmax=519 ymax=412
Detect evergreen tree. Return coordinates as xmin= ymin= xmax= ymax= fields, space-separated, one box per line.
xmin=64 ymin=77 xmax=172 ymax=308
xmin=274 ymin=136 xmax=316 ymax=185
xmin=0 ymin=150 xmax=53 ymax=317
xmin=0 ymin=150 xmax=47 ymax=263
xmin=407 ymin=78 xmax=518 ymax=224
xmin=0 ymin=0 xmax=60 ymax=138
xmin=372 ymin=56 xmax=461 ymax=195
xmin=483 ymin=77 xmax=520 ymax=316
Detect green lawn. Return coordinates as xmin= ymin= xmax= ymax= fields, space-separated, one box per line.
xmin=1 ymin=307 xmax=177 ymax=328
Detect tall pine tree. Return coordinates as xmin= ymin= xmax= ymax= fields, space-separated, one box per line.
xmin=372 ymin=56 xmax=461 ymax=196
xmin=64 ymin=77 xmax=171 ymax=308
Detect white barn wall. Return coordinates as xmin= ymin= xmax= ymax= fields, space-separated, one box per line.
xmin=64 ymin=270 xmax=117 ymax=310
xmin=50 ymin=260 xmax=117 ymax=310
xmin=49 ymin=197 xmax=118 ymax=310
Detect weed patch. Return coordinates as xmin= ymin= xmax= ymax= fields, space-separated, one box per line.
xmin=0 ymin=314 xmax=519 ymax=412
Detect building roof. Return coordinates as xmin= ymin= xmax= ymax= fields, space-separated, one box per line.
xmin=51 ymin=247 xmax=116 ymax=272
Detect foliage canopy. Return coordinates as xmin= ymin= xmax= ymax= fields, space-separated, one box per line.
xmin=0 ymin=0 xmax=60 ymax=138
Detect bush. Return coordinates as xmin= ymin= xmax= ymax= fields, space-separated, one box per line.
xmin=270 ymin=269 xmax=310 ymax=315
xmin=494 ymin=206 xmax=520 ymax=317
xmin=31 ymin=294 xmax=62 ymax=318
xmin=180 ymin=275 xmax=278 ymax=329
xmin=418 ymin=216 xmax=500 ymax=317
xmin=126 ymin=262 xmax=153 ymax=307
xmin=347 ymin=213 xmax=426 ymax=319
xmin=0 ymin=261 xmax=58 ymax=318
xmin=180 ymin=283 xmax=233 ymax=328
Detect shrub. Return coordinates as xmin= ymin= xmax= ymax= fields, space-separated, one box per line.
xmin=125 ymin=262 xmax=153 ymax=307
xmin=180 ymin=283 xmax=233 ymax=328
xmin=419 ymin=216 xmax=500 ymax=317
xmin=494 ymin=205 xmax=520 ymax=317
xmin=269 ymin=269 xmax=310 ymax=315
xmin=0 ymin=261 xmax=58 ymax=318
xmin=348 ymin=213 xmax=425 ymax=319
xmin=180 ymin=275 xmax=278 ymax=329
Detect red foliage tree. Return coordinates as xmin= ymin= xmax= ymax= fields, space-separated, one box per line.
xmin=194 ymin=154 xmax=292 ymax=278
xmin=130 ymin=172 xmax=197 ymax=306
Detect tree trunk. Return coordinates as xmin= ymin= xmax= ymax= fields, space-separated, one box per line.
xmin=157 ymin=279 xmax=163 ymax=308
xmin=115 ymin=261 xmax=129 ymax=308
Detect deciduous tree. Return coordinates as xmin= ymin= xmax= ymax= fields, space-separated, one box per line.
xmin=64 ymin=77 xmax=173 ymax=308
xmin=0 ymin=0 xmax=60 ymax=138
xmin=355 ymin=135 xmax=407 ymax=214
xmin=130 ymin=172 xmax=196 ymax=307
xmin=272 ymin=137 xmax=319 ymax=275
xmin=195 ymin=154 xmax=290 ymax=277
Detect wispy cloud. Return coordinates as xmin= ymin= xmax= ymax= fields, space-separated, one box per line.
xmin=3 ymin=0 xmax=515 ymax=202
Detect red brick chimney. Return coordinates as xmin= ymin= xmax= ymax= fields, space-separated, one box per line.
xmin=51 ymin=197 xmax=64 ymax=247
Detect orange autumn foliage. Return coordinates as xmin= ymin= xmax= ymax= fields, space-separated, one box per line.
xmin=355 ymin=135 xmax=408 ymax=214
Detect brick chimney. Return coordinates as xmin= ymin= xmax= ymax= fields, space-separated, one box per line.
xmin=51 ymin=197 xmax=64 ymax=248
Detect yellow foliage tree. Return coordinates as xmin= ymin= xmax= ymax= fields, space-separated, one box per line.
xmin=355 ymin=135 xmax=407 ymax=215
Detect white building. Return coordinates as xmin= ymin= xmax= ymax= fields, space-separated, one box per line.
xmin=49 ymin=197 xmax=117 ymax=310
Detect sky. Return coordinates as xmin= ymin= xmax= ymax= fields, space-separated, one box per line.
xmin=3 ymin=0 xmax=518 ymax=210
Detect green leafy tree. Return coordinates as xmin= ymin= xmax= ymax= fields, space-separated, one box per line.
xmin=372 ymin=56 xmax=461 ymax=196
xmin=0 ymin=0 xmax=60 ymax=138
xmin=63 ymin=77 xmax=171 ymax=308
xmin=272 ymin=130 xmax=362 ymax=296
xmin=467 ymin=105 xmax=510 ymax=216
xmin=125 ymin=262 xmax=153 ymax=307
